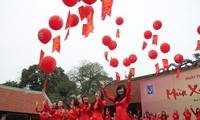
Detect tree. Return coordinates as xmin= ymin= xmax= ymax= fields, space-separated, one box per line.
xmin=68 ymin=60 xmax=110 ymax=96
xmin=18 ymin=64 xmax=77 ymax=102
xmin=3 ymin=80 xmax=19 ymax=87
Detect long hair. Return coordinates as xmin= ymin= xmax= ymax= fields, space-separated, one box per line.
xmin=91 ymin=90 xmax=104 ymax=110
xmin=115 ymin=83 xmax=127 ymax=102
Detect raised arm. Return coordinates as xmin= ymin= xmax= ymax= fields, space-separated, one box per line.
xmin=99 ymin=80 xmax=115 ymax=102
xmin=126 ymin=72 xmax=132 ymax=103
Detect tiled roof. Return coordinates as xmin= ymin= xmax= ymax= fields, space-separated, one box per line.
xmin=0 ymin=85 xmax=48 ymax=114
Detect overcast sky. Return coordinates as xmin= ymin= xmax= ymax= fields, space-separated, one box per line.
xmin=0 ymin=0 xmax=200 ymax=84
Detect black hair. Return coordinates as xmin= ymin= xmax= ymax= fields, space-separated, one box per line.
xmin=114 ymin=83 xmax=127 ymax=101
xmin=91 ymin=90 xmax=104 ymax=110
xmin=73 ymin=98 xmax=80 ymax=107
xmin=81 ymin=94 xmax=89 ymax=105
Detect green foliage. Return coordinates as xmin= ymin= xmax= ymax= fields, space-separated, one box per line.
xmin=68 ymin=60 xmax=110 ymax=96
xmin=3 ymin=80 xmax=19 ymax=87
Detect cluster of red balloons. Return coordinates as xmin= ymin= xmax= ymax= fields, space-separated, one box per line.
xmin=122 ymin=54 xmax=137 ymax=67
xmin=102 ymin=35 xmax=117 ymax=50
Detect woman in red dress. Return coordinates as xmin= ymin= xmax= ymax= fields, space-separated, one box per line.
xmin=183 ymin=107 xmax=191 ymax=120
xmin=35 ymin=101 xmax=50 ymax=120
xmin=65 ymin=97 xmax=80 ymax=120
xmin=91 ymin=90 xmax=106 ymax=120
xmin=99 ymin=72 xmax=133 ymax=120
xmin=160 ymin=111 xmax=169 ymax=120
xmin=104 ymin=108 xmax=111 ymax=120
xmin=190 ymin=105 xmax=200 ymax=120
xmin=49 ymin=101 xmax=67 ymax=120
xmin=151 ymin=113 xmax=159 ymax=120
xmin=172 ymin=109 xmax=179 ymax=120
xmin=79 ymin=94 xmax=92 ymax=120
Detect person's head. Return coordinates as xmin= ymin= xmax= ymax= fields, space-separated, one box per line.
xmin=173 ymin=109 xmax=178 ymax=113
xmin=196 ymin=108 xmax=200 ymax=113
xmin=115 ymin=84 xmax=126 ymax=101
xmin=81 ymin=94 xmax=89 ymax=104
xmin=161 ymin=111 xmax=166 ymax=115
xmin=52 ymin=102 xmax=57 ymax=109
xmin=152 ymin=113 xmax=156 ymax=117
xmin=71 ymin=97 xmax=79 ymax=107
xmin=58 ymin=101 xmax=63 ymax=108
xmin=95 ymin=90 xmax=104 ymax=100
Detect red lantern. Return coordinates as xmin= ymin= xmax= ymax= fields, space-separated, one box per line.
xmin=84 ymin=5 xmax=94 ymax=17
xmin=110 ymin=58 xmax=119 ymax=68
xmin=116 ymin=17 xmax=124 ymax=25
xmin=197 ymin=25 xmax=200 ymax=35
xmin=70 ymin=14 xmax=79 ymax=27
xmin=102 ymin=35 xmax=112 ymax=46
xmin=160 ymin=42 xmax=170 ymax=53
xmin=123 ymin=58 xmax=131 ymax=67
xmin=38 ymin=28 xmax=52 ymax=44
xmin=129 ymin=54 xmax=137 ymax=63
xmin=62 ymin=0 xmax=78 ymax=7
xmin=49 ymin=15 xmax=63 ymax=30
xmin=153 ymin=20 xmax=162 ymax=30
xmin=148 ymin=50 xmax=158 ymax=59
xmin=174 ymin=54 xmax=184 ymax=64
xmin=41 ymin=56 xmax=56 ymax=74
xmin=82 ymin=0 xmax=97 ymax=5
xmin=108 ymin=40 xmax=117 ymax=50
xmin=144 ymin=30 xmax=152 ymax=39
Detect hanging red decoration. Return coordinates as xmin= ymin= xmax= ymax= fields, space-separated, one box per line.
xmin=197 ymin=25 xmax=200 ymax=35
xmin=110 ymin=58 xmax=119 ymax=68
xmin=82 ymin=0 xmax=97 ymax=5
xmin=129 ymin=54 xmax=137 ymax=63
xmin=62 ymin=0 xmax=78 ymax=7
xmin=70 ymin=14 xmax=79 ymax=27
xmin=148 ymin=50 xmax=158 ymax=59
xmin=160 ymin=42 xmax=170 ymax=53
xmin=49 ymin=15 xmax=63 ymax=30
xmin=116 ymin=17 xmax=124 ymax=25
xmin=38 ymin=28 xmax=52 ymax=44
xmin=41 ymin=56 xmax=56 ymax=74
xmin=153 ymin=20 xmax=162 ymax=30
xmin=144 ymin=30 xmax=152 ymax=39
xmin=108 ymin=40 xmax=117 ymax=50
xmin=174 ymin=54 xmax=184 ymax=64
xmin=84 ymin=5 xmax=94 ymax=17
xmin=123 ymin=58 xmax=131 ymax=67
xmin=102 ymin=35 xmax=112 ymax=46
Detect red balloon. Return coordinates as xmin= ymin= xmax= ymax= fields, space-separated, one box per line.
xmin=129 ymin=54 xmax=137 ymax=63
xmin=153 ymin=20 xmax=162 ymax=30
xmin=123 ymin=58 xmax=131 ymax=67
xmin=41 ymin=56 xmax=56 ymax=74
xmin=110 ymin=58 xmax=119 ymax=68
xmin=174 ymin=54 xmax=184 ymax=64
xmin=84 ymin=5 xmax=94 ymax=17
xmin=62 ymin=0 xmax=78 ymax=7
xmin=38 ymin=28 xmax=52 ymax=44
xmin=70 ymin=14 xmax=79 ymax=27
xmin=82 ymin=0 xmax=97 ymax=5
xmin=108 ymin=40 xmax=117 ymax=50
xmin=116 ymin=17 xmax=124 ymax=25
xmin=148 ymin=50 xmax=158 ymax=59
xmin=160 ymin=42 xmax=170 ymax=53
xmin=197 ymin=25 xmax=200 ymax=35
xmin=144 ymin=30 xmax=152 ymax=39
xmin=49 ymin=15 xmax=63 ymax=30
xmin=102 ymin=35 xmax=112 ymax=46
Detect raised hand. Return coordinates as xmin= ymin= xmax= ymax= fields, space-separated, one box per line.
xmin=98 ymin=80 xmax=105 ymax=88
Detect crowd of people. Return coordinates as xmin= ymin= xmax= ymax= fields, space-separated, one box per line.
xmin=35 ymin=72 xmax=200 ymax=120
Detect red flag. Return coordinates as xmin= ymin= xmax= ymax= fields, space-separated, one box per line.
xmin=152 ymin=35 xmax=158 ymax=45
xmin=195 ymin=40 xmax=200 ymax=51
xmin=130 ymin=68 xmax=135 ymax=77
xmin=115 ymin=72 xmax=120 ymax=82
xmin=38 ymin=50 xmax=45 ymax=67
xmin=116 ymin=28 xmax=120 ymax=38
xmin=52 ymin=35 xmax=61 ymax=53
xmin=78 ymin=6 xmax=85 ymax=21
xmin=64 ymin=29 xmax=70 ymax=41
xmin=176 ymin=68 xmax=180 ymax=78
xmin=162 ymin=59 xmax=169 ymax=70
xmin=155 ymin=63 xmax=160 ymax=74
xmin=101 ymin=0 xmax=113 ymax=20
xmin=104 ymin=51 xmax=109 ymax=61
xmin=43 ymin=80 xmax=47 ymax=91
xmin=142 ymin=41 xmax=147 ymax=50
xmin=65 ymin=10 xmax=71 ymax=30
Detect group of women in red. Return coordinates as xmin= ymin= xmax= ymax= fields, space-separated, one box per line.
xmin=35 ymin=71 xmax=200 ymax=120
